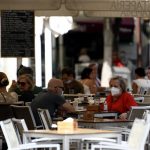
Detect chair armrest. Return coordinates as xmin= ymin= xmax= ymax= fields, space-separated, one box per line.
xmin=36 ymin=125 xmax=43 ymax=129
xmin=82 ymin=137 xmax=116 ymax=143
xmin=31 ymin=137 xmax=61 ymax=143
xmin=98 ymin=141 xmax=126 ymax=146
xmin=32 ymin=138 xmax=53 ymax=142
xmin=92 ymin=141 xmax=128 ymax=149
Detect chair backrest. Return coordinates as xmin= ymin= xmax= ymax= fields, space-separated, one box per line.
xmin=133 ymin=94 xmax=150 ymax=103
xmin=10 ymin=105 xmax=36 ymax=130
xmin=143 ymin=96 xmax=150 ymax=103
xmin=0 ymin=101 xmax=24 ymax=121
xmin=0 ymin=119 xmax=20 ymax=149
xmin=137 ymin=102 xmax=150 ymax=106
xmin=134 ymin=97 xmax=144 ymax=103
xmin=127 ymin=106 xmax=150 ymax=121
xmin=128 ymin=113 xmax=150 ymax=150
xmin=37 ymin=108 xmax=52 ymax=129
xmin=138 ymin=87 xmax=149 ymax=95
xmin=12 ymin=118 xmax=29 ymax=143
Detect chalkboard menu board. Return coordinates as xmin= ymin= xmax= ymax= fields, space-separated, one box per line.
xmin=1 ymin=10 xmax=34 ymax=57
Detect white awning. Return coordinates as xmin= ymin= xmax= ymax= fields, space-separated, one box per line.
xmin=0 ymin=0 xmax=61 ymax=10
xmin=35 ymin=4 xmax=78 ymax=16
xmin=66 ymin=0 xmax=150 ymax=12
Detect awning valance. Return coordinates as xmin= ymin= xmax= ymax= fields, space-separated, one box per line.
xmin=66 ymin=0 xmax=150 ymax=18
xmin=84 ymin=11 xmax=150 ymax=18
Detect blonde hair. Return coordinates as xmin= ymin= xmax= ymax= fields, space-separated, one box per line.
xmin=109 ymin=76 xmax=127 ymax=92
xmin=18 ymin=74 xmax=34 ymax=90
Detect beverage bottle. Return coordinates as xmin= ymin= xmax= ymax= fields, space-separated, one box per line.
xmin=103 ymin=101 xmax=108 ymax=111
xmin=73 ymin=99 xmax=78 ymax=111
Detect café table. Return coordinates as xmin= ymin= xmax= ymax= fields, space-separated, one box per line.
xmin=65 ymin=111 xmax=118 ymax=122
xmin=78 ymin=118 xmax=133 ymax=129
xmin=76 ymin=110 xmax=118 ymax=120
xmin=64 ymin=93 xmax=95 ymax=97
xmin=23 ymin=128 xmax=121 ymax=150
xmin=94 ymin=111 xmax=118 ymax=119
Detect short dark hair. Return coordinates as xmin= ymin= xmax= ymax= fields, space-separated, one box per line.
xmin=61 ymin=67 xmax=75 ymax=78
xmin=81 ymin=67 xmax=92 ymax=79
xmin=17 ymin=65 xmax=33 ymax=77
xmin=135 ymin=67 xmax=146 ymax=77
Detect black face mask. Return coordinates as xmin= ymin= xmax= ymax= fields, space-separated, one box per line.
xmin=64 ymin=80 xmax=72 ymax=84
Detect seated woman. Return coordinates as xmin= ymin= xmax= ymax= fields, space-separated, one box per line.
xmin=80 ymin=67 xmax=97 ymax=94
xmin=104 ymin=76 xmax=137 ymax=119
xmin=0 ymin=72 xmax=18 ymax=103
xmin=16 ymin=74 xmax=39 ymax=102
xmin=9 ymin=65 xmax=43 ymax=95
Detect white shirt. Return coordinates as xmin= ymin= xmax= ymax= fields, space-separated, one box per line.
xmin=133 ymin=78 xmax=150 ymax=94
xmin=78 ymin=55 xmax=90 ymax=62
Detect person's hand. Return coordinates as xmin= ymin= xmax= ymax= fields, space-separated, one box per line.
xmin=119 ymin=112 xmax=127 ymax=120
xmin=8 ymin=80 xmax=17 ymax=92
xmin=9 ymin=80 xmax=17 ymax=90
xmin=11 ymin=80 xmax=17 ymax=87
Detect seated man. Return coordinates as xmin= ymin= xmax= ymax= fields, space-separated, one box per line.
xmin=31 ymin=78 xmax=75 ymax=125
xmin=61 ymin=67 xmax=84 ymax=94
xmin=132 ymin=67 xmax=150 ymax=94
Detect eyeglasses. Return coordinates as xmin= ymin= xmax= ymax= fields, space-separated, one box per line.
xmin=17 ymin=81 xmax=26 ymax=86
xmin=110 ymin=85 xmax=118 ymax=88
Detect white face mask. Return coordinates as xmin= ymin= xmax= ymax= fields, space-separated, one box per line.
xmin=65 ymin=80 xmax=72 ymax=84
xmin=110 ymin=87 xmax=121 ymax=96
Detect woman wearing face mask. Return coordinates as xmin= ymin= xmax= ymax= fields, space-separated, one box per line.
xmin=105 ymin=76 xmax=137 ymax=119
